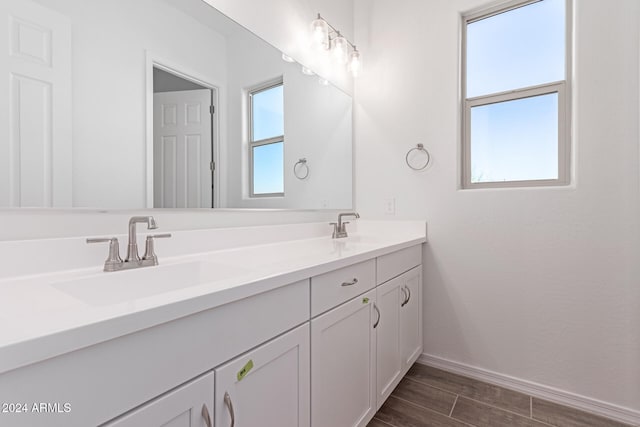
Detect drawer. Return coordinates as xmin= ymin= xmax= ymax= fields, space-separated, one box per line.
xmin=311 ymin=259 xmax=376 ymax=316
xmin=377 ymin=245 xmax=422 ymax=285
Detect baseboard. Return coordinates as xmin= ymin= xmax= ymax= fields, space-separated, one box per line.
xmin=417 ymin=354 xmax=640 ymax=425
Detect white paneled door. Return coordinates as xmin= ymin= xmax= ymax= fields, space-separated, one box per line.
xmin=153 ymin=89 xmax=213 ymax=208
xmin=311 ymin=289 xmax=377 ymax=427
xmin=375 ymin=276 xmax=403 ymax=409
xmin=103 ymin=372 xmax=214 ymax=427
xmin=215 ymin=324 xmax=310 ymax=427
xmin=0 ymin=0 xmax=72 ymax=207
xmin=400 ymin=266 xmax=423 ymax=367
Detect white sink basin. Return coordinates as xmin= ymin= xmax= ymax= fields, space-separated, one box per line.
xmin=48 ymin=237 xmax=389 ymax=308
xmin=52 ymin=260 xmax=250 ymax=307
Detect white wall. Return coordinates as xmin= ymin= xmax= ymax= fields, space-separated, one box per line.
xmin=355 ymin=0 xmax=640 ymax=415
xmin=34 ymin=0 xmax=228 ymax=208
xmin=223 ymin=30 xmax=352 ymax=209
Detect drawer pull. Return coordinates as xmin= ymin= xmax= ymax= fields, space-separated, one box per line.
xmin=224 ymin=392 xmax=235 ymax=427
xmin=373 ymin=303 xmax=380 ymax=328
xmin=201 ymin=404 xmax=212 ymax=427
xmin=341 ymin=278 xmax=359 ymax=287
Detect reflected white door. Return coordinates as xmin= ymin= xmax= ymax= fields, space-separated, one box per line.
xmin=0 ymin=0 xmax=72 ymax=207
xmin=153 ymin=89 xmax=213 ymax=208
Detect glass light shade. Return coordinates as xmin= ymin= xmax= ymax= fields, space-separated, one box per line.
xmin=301 ymin=66 xmax=315 ymax=76
xmin=332 ymin=35 xmax=349 ymax=64
xmin=310 ymin=17 xmax=330 ymax=50
xmin=348 ymin=49 xmax=362 ymax=77
xmin=281 ymin=53 xmax=295 ymax=63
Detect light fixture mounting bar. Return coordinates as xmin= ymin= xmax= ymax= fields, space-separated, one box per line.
xmin=316 ymin=13 xmax=357 ymax=50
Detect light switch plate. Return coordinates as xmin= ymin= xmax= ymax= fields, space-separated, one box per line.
xmin=384 ymin=198 xmax=396 ymax=215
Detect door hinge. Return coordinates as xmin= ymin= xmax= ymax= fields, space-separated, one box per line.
xmin=209 ymin=105 xmax=215 ymax=114
xmin=210 ymin=161 xmax=215 ymax=171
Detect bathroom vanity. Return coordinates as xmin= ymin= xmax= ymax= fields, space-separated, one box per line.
xmin=0 ymin=221 xmax=426 ymax=427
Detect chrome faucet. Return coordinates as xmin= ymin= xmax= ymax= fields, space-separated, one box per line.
xmin=87 ymin=216 xmax=172 ymax=272
xmin=126 ymin=216 xmax=158 ymax=262
xmin=330 ymin=212 xmax=360 ymax=238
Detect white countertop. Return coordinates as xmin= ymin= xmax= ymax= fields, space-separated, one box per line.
xmin=0 ymin=221 xmax=426 ymax=375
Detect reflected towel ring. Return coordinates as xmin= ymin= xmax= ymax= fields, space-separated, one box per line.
xmin=405 ymin=144 xmax=431 ymax=171
xmin=293 ymin=158 xmax=310 ymax=179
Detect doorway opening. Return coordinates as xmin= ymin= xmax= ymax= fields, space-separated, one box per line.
xmin=150 ymin=66 xmax=217 ymax=208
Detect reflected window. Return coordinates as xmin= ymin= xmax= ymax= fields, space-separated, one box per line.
xmin=462 ymin=0 xmax=570 ymax=188
xmin=249 ymin=81 xmax=284 ymax=196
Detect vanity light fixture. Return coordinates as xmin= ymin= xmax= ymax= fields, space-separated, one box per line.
xmin=310 ymin=14 xmax=362 ymax=77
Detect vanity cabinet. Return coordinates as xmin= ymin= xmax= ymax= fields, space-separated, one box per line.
xmin=0 ymin=240 xmax=423 ymax=427
xmin=103 ymin=372 xmax=214 ymax=427
xmin=311 ymin=288 xmax=378 ymax=427
xmin=311 ymin=244 xmax=423 ymax=426
xmin=214 ymin=324 xmax=310 ymax=427
xmin=375 ymin=265 xmax=423 ymax=408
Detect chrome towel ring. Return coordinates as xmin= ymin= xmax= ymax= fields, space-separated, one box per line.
xmin=293 ymin=158 xmax=310 ymax=179
xmin=405 ymin=144 xmax=431 ymax=171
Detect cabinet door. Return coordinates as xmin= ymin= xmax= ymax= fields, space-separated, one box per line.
xmin=215 ymin=324 xmax=310 ymax=427
xmin=375 ymin=276 xmax=403 ymax=409
xmin=311 ymin=289 xmax=377 ymax=427
xmin=104 ymin=372 xmax=214 ymax=427
xmin=400 ymin=266 xmax=423 ymax=370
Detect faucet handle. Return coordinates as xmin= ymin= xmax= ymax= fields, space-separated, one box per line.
xmin=329 ymin=222 xmax=339 ymax=238
xmin=142 ymin=233 xmax=172 ymax=264
xmin=149 ymin=233 xmax=172 ymax=239
xmin=86 ymin=237 xmax=113 ymax=244
xmin=87 ymin=237 xmax=123 ymax=269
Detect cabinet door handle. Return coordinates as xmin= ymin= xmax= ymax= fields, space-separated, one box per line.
xmin=201 ymin=404 xmax=212 ymax=427
xmin=341 ymin=278 xmax=358 ymax=287
xmin=373 ymin=303 xmax=380 ymax=328
xmin=224 ymin=391 xmax=235 ymax=427
xmin=400 ymin=287 xmax=408 ymax=306
xmin=405 ymin=285 xmax=412 ymax=305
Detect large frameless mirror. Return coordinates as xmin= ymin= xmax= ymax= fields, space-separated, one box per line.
xmin=0 ymin=0 xmax=353 ymax=210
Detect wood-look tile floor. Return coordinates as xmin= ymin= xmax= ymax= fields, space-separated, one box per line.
xmin=369 ymin=364 xmax=637 ymax=427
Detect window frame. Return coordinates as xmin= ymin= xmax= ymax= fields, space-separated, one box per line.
xmin=248 ymin=78 xmax=285 ymax=198
xmin=461 ymin=0 xmax=572 ymax=189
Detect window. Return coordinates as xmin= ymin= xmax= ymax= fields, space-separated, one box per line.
xmin=462 ymin=0 xmax=570 ymax=188
xmin=249 ymin=80 xmax=284 ymax=197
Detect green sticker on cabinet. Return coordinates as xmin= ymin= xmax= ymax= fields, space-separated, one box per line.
xmin=237 ymin=359 xmax=254 ymax=381
xmin=363 ymin=297 xmax=369 ymax=304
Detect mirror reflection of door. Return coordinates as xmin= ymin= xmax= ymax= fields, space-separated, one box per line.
xmin=0 ymin=0 xmax=72 ymax=207
xmin=152 ymin=67 xmax=215 ymax=208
